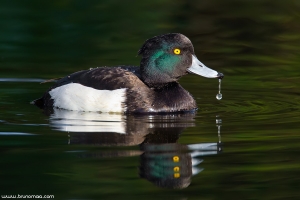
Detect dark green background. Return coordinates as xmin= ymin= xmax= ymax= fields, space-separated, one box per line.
xmin=1 ymin=0 xmax=300 ymax=199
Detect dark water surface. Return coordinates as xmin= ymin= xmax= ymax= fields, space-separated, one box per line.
xmin=1 ymin=1 xmax=300 ymax=199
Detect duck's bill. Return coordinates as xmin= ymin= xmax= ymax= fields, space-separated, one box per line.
xmin=188 ymin=55 xmax=224 ymax=79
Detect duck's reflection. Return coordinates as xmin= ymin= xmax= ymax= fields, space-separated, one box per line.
xmin=49 ymin=108 xmax=222 ymax=189
xmin=139 ymin=130 xmax=221 ymax=189
xmin=50 ymin=109 xmax=195 ymax=146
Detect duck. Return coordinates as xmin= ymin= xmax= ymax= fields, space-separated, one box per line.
xmin=33 ymin=33 xmax=223 ymax=113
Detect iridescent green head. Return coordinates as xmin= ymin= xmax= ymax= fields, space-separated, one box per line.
xmin=138 ymin=33 xmax=194 ymax=87
xmin=138 ymin=33 xmax=222 ymax=88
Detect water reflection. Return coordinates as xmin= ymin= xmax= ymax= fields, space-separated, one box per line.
xmin=49 ymin=109 xmax=196 ymax=146
xmin=49 ymin=108 xmax=222 ymax=189
xmin=139 ymin=132 xmax=221 ymax=189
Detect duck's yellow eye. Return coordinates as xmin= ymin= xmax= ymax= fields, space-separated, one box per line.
xmin=173 ymin=48 xmax=181 ymax=55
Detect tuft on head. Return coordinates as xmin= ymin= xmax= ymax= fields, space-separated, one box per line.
xmin=138 ymin=33 xmax=194 ymax=57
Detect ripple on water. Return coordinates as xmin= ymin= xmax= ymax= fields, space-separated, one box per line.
xmin=200 ymin=89 xmax=300 ymax=123
xmin=0 ymin=78 xmax=45 ymax=82
xmin=0 ymin=132 xmax=36 ymax=136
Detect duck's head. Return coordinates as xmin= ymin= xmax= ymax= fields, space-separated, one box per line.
xmin=138 ymin=33 xmax=223 ymax=88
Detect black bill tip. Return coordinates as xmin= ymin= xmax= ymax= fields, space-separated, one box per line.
xmin=217 ymin=72 xmax=224 ymax=79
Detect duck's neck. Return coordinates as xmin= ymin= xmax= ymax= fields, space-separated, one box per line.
xmin=151 ymin=82 xmax=197 ymax=112
xmin=150 ymin=82 xmax=178 ymax=90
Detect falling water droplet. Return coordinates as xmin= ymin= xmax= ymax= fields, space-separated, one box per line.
xmin=216 ymin=79 xmax=222 ymax=100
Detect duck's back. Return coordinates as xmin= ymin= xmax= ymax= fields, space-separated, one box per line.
xmin=34 ymin=66 xmax=155 ymax=113
xmin=47 ymin=66 xmax=141 ymax=90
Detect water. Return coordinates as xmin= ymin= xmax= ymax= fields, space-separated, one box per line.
xmin=1 ymin=1 xmax=300 ymax=199
xmin=216 ymin=79 xmax=222 ymax=100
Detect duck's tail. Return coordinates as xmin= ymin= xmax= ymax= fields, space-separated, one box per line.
xmin=30 ymin=97 xmax=44 ymax=108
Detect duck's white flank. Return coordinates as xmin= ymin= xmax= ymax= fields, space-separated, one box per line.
xmin=49 ymin=83 xmax=127 ymax=112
